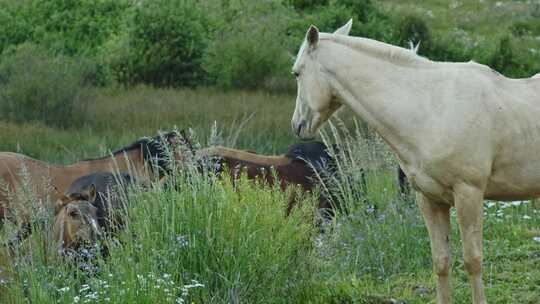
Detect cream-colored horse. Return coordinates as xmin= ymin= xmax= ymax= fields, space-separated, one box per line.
xmin=291 ymin=19 xmax=540 ymax=304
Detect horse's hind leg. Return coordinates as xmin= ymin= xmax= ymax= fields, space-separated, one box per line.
xmin=416 ymin=192 xmax=452 ymax=304
xmin=454 ymin=183 xmax=486 ymax=304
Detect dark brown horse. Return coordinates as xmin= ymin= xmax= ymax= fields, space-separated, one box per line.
xmin=0 ymin=131 xmax=185 ymax=222
xmin=53 ymin=172 xmax=135 ymax=251
xmin=197 ymin=141 xmax=338 ymax=215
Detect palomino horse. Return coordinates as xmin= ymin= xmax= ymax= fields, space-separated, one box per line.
xmin=0 ymin=131 xmax=184 ymax=222
xmin=290 ymin=20 xmax=540 ymax=304
xmin=197 ymin=141 xmax=338 ymax=215
xmin=54 ymin=172 xmax=134 ymax=251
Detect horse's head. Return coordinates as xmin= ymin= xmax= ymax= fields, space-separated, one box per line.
xmin=286 ymin=141 xmax=337 ymax=177
xmin=53 ymin=185 xmax=102 ymax=252
xmin=291 ymin=19 xmax=353 ymax=139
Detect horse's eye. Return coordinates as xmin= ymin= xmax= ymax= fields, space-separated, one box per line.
xmin=68 ymin=210 xmax=80 ymax=218
xmin=292 ymin=71 xmax=300 ymax=78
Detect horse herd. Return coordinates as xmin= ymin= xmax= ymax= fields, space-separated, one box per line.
xmin=1 ymin=130 xmax=406 ymax=256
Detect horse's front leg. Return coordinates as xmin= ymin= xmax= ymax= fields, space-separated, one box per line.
xmin=416 ymin=192 xmax=452 ymax=304
xmin=454 ymin=183 xmax=486 ymax=304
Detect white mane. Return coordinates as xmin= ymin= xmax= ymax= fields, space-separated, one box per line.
xmin=319 ymin=33 xmax=432 ymax=66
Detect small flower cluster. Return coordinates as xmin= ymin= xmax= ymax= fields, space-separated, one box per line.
xmin=70 ymin=279 xmax=110 ymax=303
xmin=484 ymin=200 xmax=538 ymax=221
xmin=136 ymin=272 xmax=204 ymax=303
xmin=60 ymin=272 xmax=204 ymax=304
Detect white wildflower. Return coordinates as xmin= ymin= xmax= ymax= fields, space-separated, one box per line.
xmin=58 ymin=286 xmax=70 ymax=293
xmin=79 ymin=285 xmax=90 ymax=293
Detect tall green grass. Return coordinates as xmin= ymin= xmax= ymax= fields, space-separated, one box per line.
xmin=0 ymin=87 xmax=299 ymax=163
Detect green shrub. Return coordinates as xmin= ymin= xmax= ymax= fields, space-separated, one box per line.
xmin=0 ymin=43 xmax=95 ymax=128
xmin=108 ymin=0 xmax=209 ymax=87
xmin=288 ymin=0 xmax=328 ymax=11
xmin=339 ymin=0 xmax=375 ymax=23
xmin=510 ymin=19 xmax=540 ymax=37
xmin=0 ymin=0 xmax=128 ymax=56
xmin=0 ymin=1 xmax=32 ymax=55
xmin=203 ymin=1 xmax=294 ymax=90
xmin=489 ymin=36 xmax=530 ymax=78
xmin=394 ymin=14 xmax=431 ymax=51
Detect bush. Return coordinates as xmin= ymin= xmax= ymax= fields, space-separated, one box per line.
xmin=0 ymin=43 xmax=94 ymax=128
xmin=288 ymin=0 xmax=328 ymax=11
xmin=510 ymin=19 xmax=540 ymax=37
xmin=339 ymin=0 xmax=375 ymax=23
xmin=489 ymin=36 xmax=532 ymax=78
xmin=394 ymin=14 xmax=431 ymax=51
xmin=0 ymin=1 xmax=32 ymax=55
xmin=0 ymin=0 xmax=128 ymax=56
xmin=107 ymin=0 xmax=209 ymax=87
xmin=203 ymin=1 xmax=295 ymax=90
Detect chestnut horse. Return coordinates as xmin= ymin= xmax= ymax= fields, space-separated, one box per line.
xmin=0 ymin=131 xmax=184 ymax=222
xmin=53 ymin=171 xmax=134 ymax=251
xmin=197 ymin=141 xmax=338 ymax=215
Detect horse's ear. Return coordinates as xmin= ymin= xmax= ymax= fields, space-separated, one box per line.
xmin=87 ymin=184 xmax=97 ymax=202
xmin=334 ymin=18 xmax=353 ymax=36
xmin=167 ymin=132 xmax=179 ymax=147
xmin=54 ymin=195 xmax=71 ymax=215
xmin=306 ymin=25 xmax=319 ymax=48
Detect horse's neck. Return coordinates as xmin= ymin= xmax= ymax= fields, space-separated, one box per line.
xmin=321 ymin=41 xmax=435 ymax=164
xmin=197 ymin=147 xmax=291 ymax=167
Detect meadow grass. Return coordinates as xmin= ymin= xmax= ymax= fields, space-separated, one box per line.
xmin=0 ymin=87 xmax=539 ymax=303
xmin=0 ymin=86 xmax=299 ymax=163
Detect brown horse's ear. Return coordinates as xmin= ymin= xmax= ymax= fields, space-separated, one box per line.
xmin=52 ymin=185 xmax=62 ymax=195
xmin=54 ymin=195 xmax=71 ymax=215
xmin=87 ymin=184 xmax=97 ymax=202
xmin=167 ymin=133 xmax=179 ymax=147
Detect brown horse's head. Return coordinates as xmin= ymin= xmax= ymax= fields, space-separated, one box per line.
xmin=53 ymin=185 xmax=102 ymax=252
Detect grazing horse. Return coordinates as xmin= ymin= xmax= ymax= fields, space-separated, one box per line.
xmin=53 ymin=172 xmax=134 ymax=251
xmin=197 ymin=141 xmax=338 ymax=215
xmin=0 ymin=131 xmax=184 ymax=222
xmin=290 ymin=19 xmax=540 ymax=304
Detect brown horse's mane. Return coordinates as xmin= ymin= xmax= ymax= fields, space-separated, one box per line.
xmin=196 ymin=146 xmax=291 ymax=166
xmin=81 ymin=131 xmax=182 ymax=174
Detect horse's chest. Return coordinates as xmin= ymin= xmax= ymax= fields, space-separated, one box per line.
xmin=404 ymin=167 xmax=454 ymax=204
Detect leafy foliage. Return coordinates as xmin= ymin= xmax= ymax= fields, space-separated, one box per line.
xmin=0 ymin=0 xmax=539 ymax=89
xmin=0 ymin=43 xmax=94 ymax=128
xmin=203 ymin=0 xmax=295 ymax=89
xmin=109 ymin=0 xmax=209 ymax=87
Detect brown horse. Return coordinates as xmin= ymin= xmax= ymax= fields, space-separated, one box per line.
xmin=53 ymin=172 xmax=134 ymax=251
xmin=196 ymin=141 xmax=338 ymax=215
xmin=0 ymin=131 xmax=185 ymax=222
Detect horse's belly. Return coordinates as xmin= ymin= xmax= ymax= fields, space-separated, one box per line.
xmin=485 ymin=164 xmax=540 ymax=201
